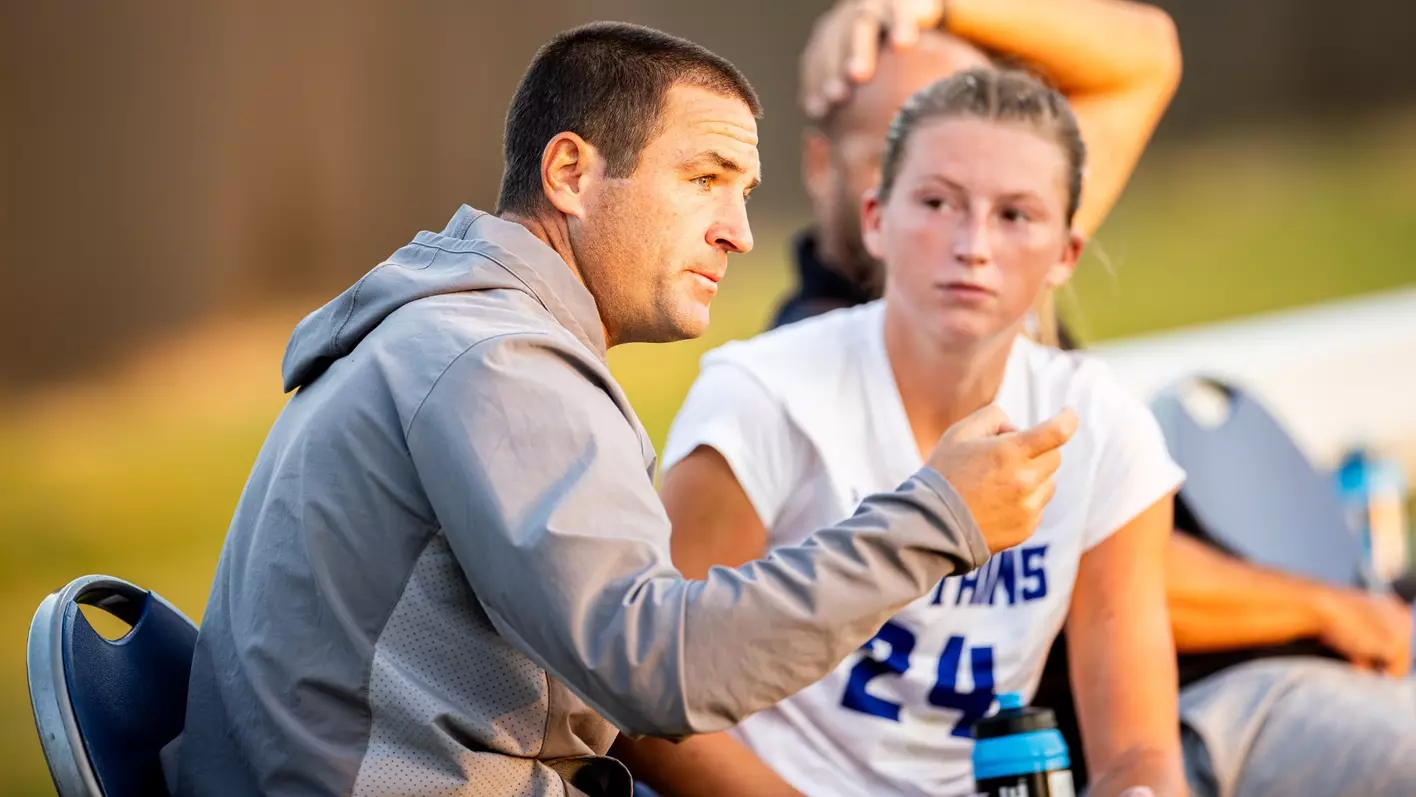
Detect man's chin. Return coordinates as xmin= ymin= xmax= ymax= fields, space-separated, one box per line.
xmin=658 ymin=303 xmax=712 ymax=343
xmin=678 ymin=316 xmax=710 ymax=341
xmin=618 ymin=304 xmax=710 ymax=346
xmin=668 ymin=311 xmax=711 ymax=342
xmin=680 ymin=300 xmax=713 ymax=338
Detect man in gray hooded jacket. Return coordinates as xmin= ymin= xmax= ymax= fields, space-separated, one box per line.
xmin=164 ymin=21 xmax=1077 ymax=797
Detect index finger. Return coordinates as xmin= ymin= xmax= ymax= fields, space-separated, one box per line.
xmin=845 ymin=7 xmax=887 ymax=84
xmin=1012 ymin=408 xmax=1080 ymax=458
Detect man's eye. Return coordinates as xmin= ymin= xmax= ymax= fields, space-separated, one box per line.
xmin=692 ymin=175 xmax=714 ymax=189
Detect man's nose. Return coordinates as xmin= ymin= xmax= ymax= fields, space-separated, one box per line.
xmin=710 ymin=199 xmax=754 ymax=255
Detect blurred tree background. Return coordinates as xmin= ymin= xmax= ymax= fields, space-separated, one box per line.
xmin=2 ymin=1 xmax=1414 ymax=792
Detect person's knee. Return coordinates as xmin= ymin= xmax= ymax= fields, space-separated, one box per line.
xmin=1236 ymin=666 xmax=1416 ymax=796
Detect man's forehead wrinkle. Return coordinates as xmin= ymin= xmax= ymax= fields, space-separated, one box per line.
xmin=668 ymin=94 xmax=758 ymax=139
xmin=657 ymin=87 xmax=761 ymax=182
xmin=671 ymin=132 xmax=761 ymax=176
xmin=684 ymin=117 xmax=759 ymax=146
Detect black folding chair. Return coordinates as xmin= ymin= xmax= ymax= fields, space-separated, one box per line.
xmin=27 ymin=575 xmax=198 ymax=797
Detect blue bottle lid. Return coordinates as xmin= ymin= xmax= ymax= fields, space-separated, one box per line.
xmin=972 ymin=692 xmax=1055 ymax=739
xmin=1338 ymin=449 xmax=1411 ymax=496
xmin=972 ymin=693 xmax=1071 ymax=779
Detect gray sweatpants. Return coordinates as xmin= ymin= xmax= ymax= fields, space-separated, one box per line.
xmin=1181 ymin=657 xmax=1416 ymax=797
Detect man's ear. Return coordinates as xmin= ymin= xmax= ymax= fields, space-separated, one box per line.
xmin=541 ymin=132 xmax=599 ymax=218
xmin=1045 ymin=227 xmax=1085 ymax=290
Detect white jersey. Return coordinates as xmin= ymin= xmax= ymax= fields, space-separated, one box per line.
xmin=662 ymin=301 xmax=1184 ymax=797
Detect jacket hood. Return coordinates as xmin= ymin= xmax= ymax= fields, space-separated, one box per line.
xmin=281 ymin=206 xmax=606 ymax=391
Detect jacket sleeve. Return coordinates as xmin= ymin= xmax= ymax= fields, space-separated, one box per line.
xmin=404 ymin=332 xmax=990 ymax=738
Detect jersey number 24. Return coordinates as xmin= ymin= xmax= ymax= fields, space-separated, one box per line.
xmin=840 ymin=620 xmax=994 ymax=738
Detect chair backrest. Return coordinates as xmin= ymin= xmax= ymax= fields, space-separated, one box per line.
xmin=27 ymin=575 xmax=198 ymax=797
xmin=1150 ymin=377 xmax=1364 ymax=587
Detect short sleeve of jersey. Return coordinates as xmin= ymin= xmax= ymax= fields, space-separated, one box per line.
xmin=1080 ymin=365 xmax=1187 ymax=551
xmin=662 ymin=358 xmax=813 ymax=528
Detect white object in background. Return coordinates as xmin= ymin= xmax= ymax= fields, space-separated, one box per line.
xmin=1090 ymin=285 xmax=1416 ymax=470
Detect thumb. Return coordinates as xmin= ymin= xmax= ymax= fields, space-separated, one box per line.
xmin=945 ymin=405 xmax=1016 ymax=442
xmin=1013 ymin=408 xmax=1080 ymax=458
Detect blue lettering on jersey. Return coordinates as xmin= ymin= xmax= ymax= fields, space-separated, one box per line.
xmin=990 ymin=549 xmax=1017 ymax=605
xmin=842 ymin=625 xmax=996 ymax=736
xmin=1020 ymin=544 xmax=1049 ymax=600
xmin=931 ymin=574 xmax=949 ymax=605
xmin=973 ymin=556 xmax=1001 ymax=606
xmin=951 ymin=567 xmax=982 ymax=605
xmin=840 ymin=620 xmax=914 ymax=721
xmin=931 ymin=544 xmax=1048 ymax=607
xmin=929 ymin=635 xmax=996 ymax=737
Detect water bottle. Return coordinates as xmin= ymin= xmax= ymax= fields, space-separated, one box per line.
xmin=1336 ymin=449 xmax=1411 ymax=589
xmin=971 ymin=692 xmax=1074 ymax=797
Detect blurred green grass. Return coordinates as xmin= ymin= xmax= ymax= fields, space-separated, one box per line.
xmin=3 ymin=124 xmax=1416 ymax=794
xmin=1057 ymin=120 xmax=1416 ymax=341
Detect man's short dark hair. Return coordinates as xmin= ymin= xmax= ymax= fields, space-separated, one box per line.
xmin=496 ymin=22 xmax=762 ymax=216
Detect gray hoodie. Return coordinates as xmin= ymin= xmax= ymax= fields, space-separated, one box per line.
xmin=163 ymin=206 xmax=990 ymax=797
